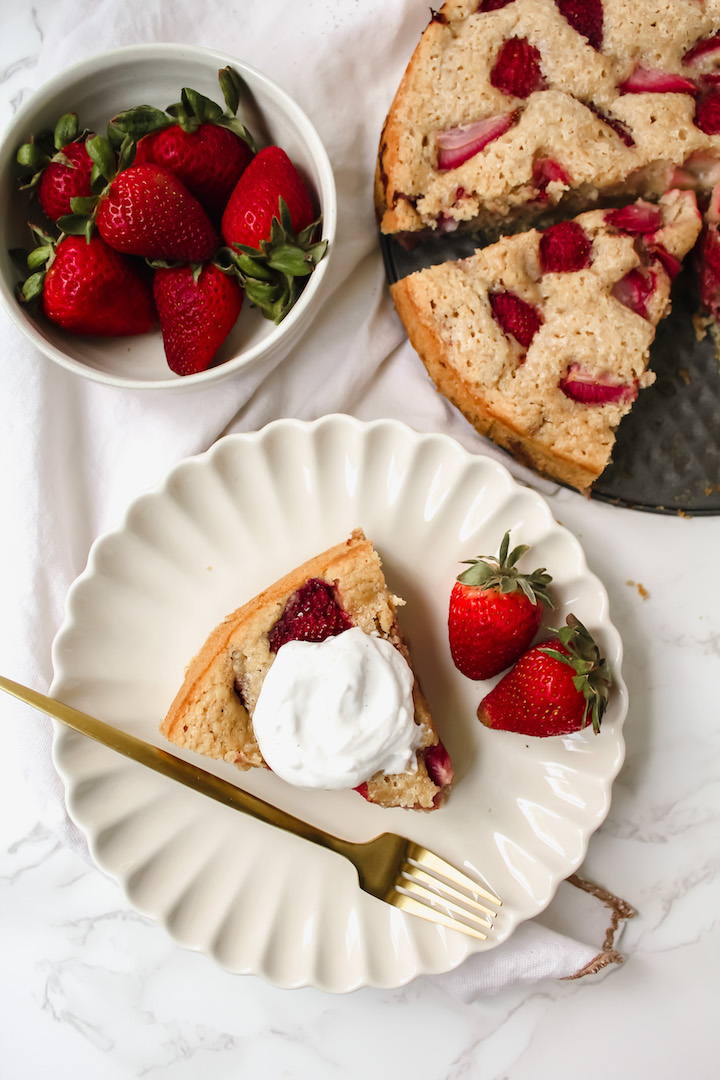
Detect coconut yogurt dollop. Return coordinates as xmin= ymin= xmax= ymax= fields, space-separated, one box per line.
xmin=252 ymin=627 xmax=422 ymax=789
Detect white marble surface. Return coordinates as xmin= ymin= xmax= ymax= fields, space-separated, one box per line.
xmin=1 ymin=4 xmax=719 ymax=1078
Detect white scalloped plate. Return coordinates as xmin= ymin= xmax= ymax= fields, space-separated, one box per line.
xmin=51 ymin=415 xmax=627 ymax=992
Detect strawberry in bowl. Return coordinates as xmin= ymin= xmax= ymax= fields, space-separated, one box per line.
xmin=19 ymin=226 xmax=156 ymax=338
xmin=219 ymin=145 xmax=327 ymax=324
xmin=0 ymin=44 xmax=336 ymax=391
xmin=16 ymin=112 xmax=96 ymax=223
xmin=114 ymin=67 xmax=256 ymax=222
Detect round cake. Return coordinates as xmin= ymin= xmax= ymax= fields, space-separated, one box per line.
xmin=377 ymin=0 xmax=720 ymax=490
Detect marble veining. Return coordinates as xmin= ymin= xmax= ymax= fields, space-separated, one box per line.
xmin=1 ymin=1 xmax=719 ymax=1077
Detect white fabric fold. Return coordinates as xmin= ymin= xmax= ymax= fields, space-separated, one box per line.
xmin=0 ymin=0 xmax=632 ymax=999
xmin=430 ymin=876 xmax=635 ymax=999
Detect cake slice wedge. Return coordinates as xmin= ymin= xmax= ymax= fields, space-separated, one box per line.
xmin=390 ymin=190 xmax=702 ymax=491
xmin=161 ymin=529 xmax=453 ymax=810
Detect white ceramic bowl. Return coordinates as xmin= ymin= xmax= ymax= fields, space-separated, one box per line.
xmin=0 ymin=44 xmax=336 ymax=391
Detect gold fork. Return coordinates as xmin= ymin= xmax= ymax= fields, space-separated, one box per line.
xmin=0 ymin=674 xmax=500 ymax=941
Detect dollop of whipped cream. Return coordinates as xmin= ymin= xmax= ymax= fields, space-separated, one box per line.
xmin=252 ymin=627 xmax=422 ymax=789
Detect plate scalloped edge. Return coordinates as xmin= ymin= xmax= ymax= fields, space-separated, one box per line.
xmin=50 ymin=414 xmax=628 ymax=992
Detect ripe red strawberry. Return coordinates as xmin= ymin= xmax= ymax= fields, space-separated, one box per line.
xmin=38 ymin=140 xmax=94 ymax=220
xmin=559 ymin=363 xmax=637 ymax=404
xmin=268 ymin=579 xmax=353 ymax=652
xmin=478 ymin=0 xmax=514 ymax=10
xmin=490 ymin=37 xmax=545 ymax=99
xmin=153 ymin=262 xmax=243 ymax=375
xmin=96 ymin=163 xmax=219 ymax=262
xmin=19 ymin=228 xmax=155 ymax=336
xmin=477 ymin=614 xmax=612 ymax=736
xmin=221 ymin=145 xmax=315 ymax=249
xmin=448 ymin=532 xmax=553 ymax=681
xmin=111 ymin=69 xmax=255 ymax=219
xmin=539 ymin=220 xmax=592 ymax=272
xmin=554 ymin=0 xmax=603 ymax=51
xmin=220 ymin=146 xmax=327 ymax=322
xmin=489 ymin=290 xmax=543 ymax=348
xmin=16 ymin=113 xmax=96 ymax=221
xmin=133 ymin=124 xmax=252 ymax=219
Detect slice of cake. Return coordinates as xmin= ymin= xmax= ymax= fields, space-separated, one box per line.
xmin=375 ymin=0 xmax=720 ymax=238
xmin=390 ymin=190 xmax=702 ymax=491
xmin=161 ymin=529 xmax=453 ymax=810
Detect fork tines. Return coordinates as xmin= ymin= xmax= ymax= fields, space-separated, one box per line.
xmin=392 ymin=843 xmax=501 ymax=940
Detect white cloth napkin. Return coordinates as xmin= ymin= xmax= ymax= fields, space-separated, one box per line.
xmin=0 ymin=0 xmax=634 ymax=996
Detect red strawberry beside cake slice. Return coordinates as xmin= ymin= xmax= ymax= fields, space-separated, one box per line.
xmin=161 ymin=530 xmax=453 ymax=810
xmin=390 ymin=190 xmax=702 ymax=491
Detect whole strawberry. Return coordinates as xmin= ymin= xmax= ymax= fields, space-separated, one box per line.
xmin=134 ymin=124 xmax=253 ymax=219
xmin=477 ymin=614 xmax=612 ymax=736
xmin=95 ymin=162 xmax=219 ymax=262
xmin=19 ymin=227 xmax=156 ymax=337
xmin=448 ymin=531 xmax=553 ymax=680
xmin=17 ymin=112 xmax=96 ymax=221
xmin=221 ymin=145 xmax=315 ymax=248
xmin=219 ymin=145 xmax=327 ymax=323
xmin=54 ymin=133 xmax=219 ymax=263
xmin=111 ymin=68 xmax=255 ymax=219
xmin=38 ymin=140 xmax=95 ymax=221
xmin=153 ymin=261 xmax=243 ymax=375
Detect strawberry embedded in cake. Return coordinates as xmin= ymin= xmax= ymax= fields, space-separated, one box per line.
xmin=679 ymin=153 xmax=720 ymax=340
xmin=160 ymin=530 xmax=453 ymax=810
xmin=375 ymin=0 xmax=720 ymax=238
xmin=389 ymin=190 xmax=702 ymax=491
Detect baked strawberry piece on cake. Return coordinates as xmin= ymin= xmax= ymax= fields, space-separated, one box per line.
xmin=161 ymin=530 xmax=453 ymax=809
xmin=390 ymin=190 xmax=702 ymax=490
xmin=375 ymin=0 xmax=720 ymax=238
xmin=685 ymin=153 xmax=720 ymax=341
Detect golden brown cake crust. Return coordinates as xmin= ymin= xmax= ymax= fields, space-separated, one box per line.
xmin=161 ymin=530 xmax=450 ymax=810
xmin=390 ymin=276 xmax=601 ymax=491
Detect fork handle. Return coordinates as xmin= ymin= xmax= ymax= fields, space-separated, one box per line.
xmin=0 ymin=674 xmax=364 ymax=865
